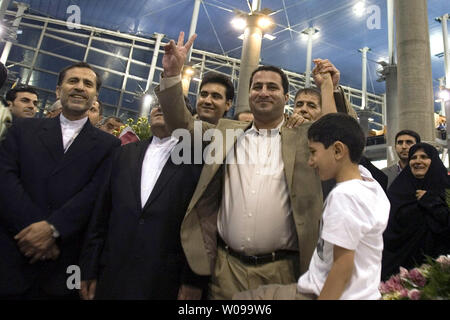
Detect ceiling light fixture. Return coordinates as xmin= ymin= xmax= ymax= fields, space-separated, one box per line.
xmin=439 ymin=89 xmax=450 ymax=102
xmin=231 ymin=17 xmax=247 ymax=30
xmin=353 ymin=1 xmax=366 ymax=17
xmin=263 ymin=34 xmax=276 ymax=41
xmin=257 ymin=16 xmax=273 ymax=29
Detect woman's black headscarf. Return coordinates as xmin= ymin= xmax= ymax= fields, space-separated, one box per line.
xmin=382 ymin=143 xmax=450 ymax=280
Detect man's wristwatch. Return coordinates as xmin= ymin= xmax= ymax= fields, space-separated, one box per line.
xmin=49 ymin=224 xmax=60 ymax=238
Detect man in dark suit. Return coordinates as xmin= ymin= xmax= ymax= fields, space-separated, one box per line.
xmin=79 ymin=104 xmax=204 ymax=300
xmin=0 ymin=62 xmax=120 ymax=299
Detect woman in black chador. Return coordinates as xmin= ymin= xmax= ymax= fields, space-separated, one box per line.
xmin=381 ymin=143 xmax=450 ymax=280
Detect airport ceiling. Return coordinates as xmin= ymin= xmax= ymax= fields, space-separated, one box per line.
xmin=6 ymin=0 xmax=450 ymax=99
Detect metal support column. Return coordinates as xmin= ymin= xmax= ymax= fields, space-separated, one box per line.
xmin=436 ymin=14 xmax=450 ymax=88
xmin=303 ymin=27 xmax=318 ymax=88
xmin=359 ymin=47 xmax=370 ymax=110
xmin=235 ymin=14 xmax=262 ymax=115
xmin=439 ymin=78 xmax=446 ymax=117
xmin=145 ymin=33 xmax=164 ymax=94
xmin=25 ymin=20 xmax=47 ymax=85
xmin=1 ymin=2 xmax=28 ymax=65
xmin=387 ymin=0 xmax=395 ymax=65
xmin=396 ymin=0 xmax=435 ymax=143
xmin=186 ymin=0 xmax=201 ymax=62
xmin=118 ymin=39 xmax=134 ymax=117
xmin=0 ymin=0 xmax=11 ymax=23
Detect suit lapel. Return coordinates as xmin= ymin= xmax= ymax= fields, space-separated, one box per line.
xmin=142 ymin=157 xmax=178 ymax=213
xmin=38 ymin=117 xmax=64 ymax=164
xmin=281 ymin=126 xmax=298 ymax=190
xmin=52 ymin=120 xmax=97 ymax=175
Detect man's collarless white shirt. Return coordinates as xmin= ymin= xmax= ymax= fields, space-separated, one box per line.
xmin=140 ymin=135 xmax=179 ymax=208
xmin=59 ymin=113 xmax=88 ymax=153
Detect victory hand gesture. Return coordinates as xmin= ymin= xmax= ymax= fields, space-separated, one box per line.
xmin=162 ymin=31 xmax=197 ymax=77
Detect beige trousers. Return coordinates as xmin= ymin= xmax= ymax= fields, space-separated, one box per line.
xmin=208 ymin=245 xmax=299 ymax=300
xmin=233 ymin=283 xmax=317 ymax=300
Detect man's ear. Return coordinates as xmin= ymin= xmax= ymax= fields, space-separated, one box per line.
xmin=6 ymin=100 xmax=12 ymax=108
xmin=284 ymin=93 xmax=289 ymax=104
xmin=225 ymin=99 xmax=232 ymax=112
xmin=55 ymin=86 xmax=61 ymax=99
xmin=333 ymin=141 xmax=346 ymax=160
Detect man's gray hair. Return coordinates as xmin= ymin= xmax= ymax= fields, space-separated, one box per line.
xmin=97 ymin=116 xmax=124 ymax=127
xmin=46 ymin=100 xmax=62 ymax=113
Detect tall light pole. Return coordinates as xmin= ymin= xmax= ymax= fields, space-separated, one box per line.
xmin=233 ymin=3 xmax=274 ymax=115
xmin=302 ymin=27 xmax=319 ymax=88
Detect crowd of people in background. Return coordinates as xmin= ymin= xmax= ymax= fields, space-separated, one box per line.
xmin=0 ymin=29 xmax=448 ymax=301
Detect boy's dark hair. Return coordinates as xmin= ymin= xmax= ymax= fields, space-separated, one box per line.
xmin=249 ymin=65 xmax=289 ymax=95
xmin=200 ymin=72 xmax=234 ymax=102
xmin=5 ymin=85 xmax=39 ymax=103
xmin=395 ymin=129 xmax=421 ymax=144
xmin=308 ymin=113 xmax=365 ymax=164
xmin=57 ymin=62 xmax=102 ymax=91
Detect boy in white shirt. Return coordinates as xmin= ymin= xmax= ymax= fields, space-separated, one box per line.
xmin=235 ymin=113 xmax=390 ymax=300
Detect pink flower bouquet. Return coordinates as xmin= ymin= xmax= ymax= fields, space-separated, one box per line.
xmin=380 ymin=255 xmax=450 ymax=300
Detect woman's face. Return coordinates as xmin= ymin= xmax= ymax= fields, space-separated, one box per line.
xmin=409 ymin=149 xmax=431 ymax=179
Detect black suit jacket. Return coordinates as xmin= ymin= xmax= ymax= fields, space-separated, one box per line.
xmin=80 ymin=138 xmax=204 ymax=300
xmin=0 ymin=116 xmax=120 ymax=296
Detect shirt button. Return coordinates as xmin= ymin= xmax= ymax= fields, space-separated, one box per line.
xmin=247 ymin=238 xmax=251 ymax=242
xmin=139 ymin=219 xmax=145 ymax=225
xmin=251 ymin=190 xmax=256 ymax=194
xmin=249 ymin=213 xmax=253 ymax=217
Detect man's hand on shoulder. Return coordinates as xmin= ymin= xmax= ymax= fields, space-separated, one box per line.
xmin=285 ymin=112 xmax=308 ymax=129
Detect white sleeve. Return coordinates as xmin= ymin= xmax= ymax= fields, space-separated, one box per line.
xmin=321 ymin=191 xmax=373 ymax=250
xmin=160 ymin=74 xmax=181 ymax=90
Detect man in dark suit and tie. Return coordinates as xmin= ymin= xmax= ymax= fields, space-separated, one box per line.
xmin=0 ymin=62 xmax=120 ymax=299
xmin=79 ymin=104 xmax=205 ymax=300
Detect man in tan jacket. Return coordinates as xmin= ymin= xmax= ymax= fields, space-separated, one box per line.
xmin=156 ymin=32 xmax=352 ymax=300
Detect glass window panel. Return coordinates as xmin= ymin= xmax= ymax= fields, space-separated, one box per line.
xmin=98 ymin=87 xmax=120 ymax=106
xmin=7 ymin=45 xmax=35 ymax=65
xmin=91 ymin=40 xmax=130 ymax=58
xmin=35 ymin=52 xmax=73 ymax=73
xmin=121 ymin=93 xmax=140 ymax=111
xmin=86 ymin=50 xmax=127 ymax=73
xmin=103 ymin=105 xmax=118 ymax=118
xmin=41 ymin=36 xmax=86 ymax=61
xmin=129 ymin=63 xmax=149 ymax=79
xmin=28 ymin=70 xmax=58 ymax=91
xmin=16 ymin=26 xmax=42 ymax=48
xmin=94 ymin=68 xmax=124 ymax=89
xmin=132 ymin=47 xmax=153 ymax=64
xmin=125 ymin=78 xmax=147 ymax=93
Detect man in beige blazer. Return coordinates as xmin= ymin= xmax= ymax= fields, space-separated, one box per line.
xmin=156 ymin=32 xmax=353 ymax=300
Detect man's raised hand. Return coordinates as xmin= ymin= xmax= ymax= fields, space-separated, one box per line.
xmin=162 ymin=31 xmax=197 ymax=77
xmin=312 ymin=59 xmax=340 ymax=90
